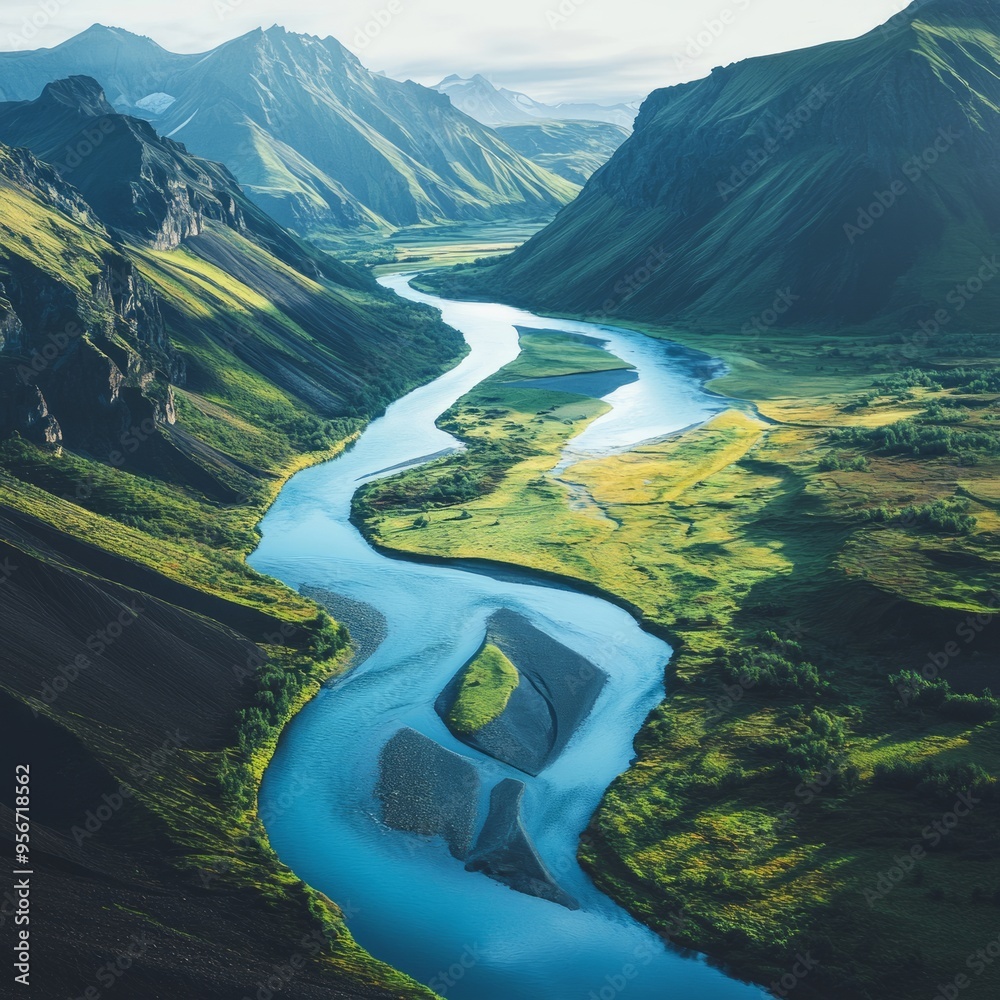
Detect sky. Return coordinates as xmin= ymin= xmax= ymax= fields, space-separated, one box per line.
xmin=0 ymin=0 xmax=915 ymax=104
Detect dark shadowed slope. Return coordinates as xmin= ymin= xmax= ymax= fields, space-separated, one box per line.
xmin=0 ymin=77 xmax=464 ymax=469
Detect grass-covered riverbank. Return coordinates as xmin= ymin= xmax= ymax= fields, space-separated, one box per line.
xmin=1 ymin=430 xmax=443 ymax=999
xmin=355 ymin=318 xmax=1000 ymax=1000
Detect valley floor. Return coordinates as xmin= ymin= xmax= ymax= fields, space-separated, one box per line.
xmin=354 ymin=315 xmax=1000 ymax=1000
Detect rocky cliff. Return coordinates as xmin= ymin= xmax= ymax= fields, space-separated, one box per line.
xmin=0 ymin=82 xmax=464 ymax=485
xmin=0 ymin=146 xmax=177 ymax=456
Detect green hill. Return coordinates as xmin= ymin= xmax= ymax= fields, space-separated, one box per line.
xmin=495 ymin=120 xmax=630 ymax=184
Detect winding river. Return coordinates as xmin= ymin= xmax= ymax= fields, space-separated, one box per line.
xmin=250 ymin=275 xmax=767 ymax=1000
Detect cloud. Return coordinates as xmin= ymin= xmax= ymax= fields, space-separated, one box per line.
xmin=0 ymin=0 xmax=913 ymax=106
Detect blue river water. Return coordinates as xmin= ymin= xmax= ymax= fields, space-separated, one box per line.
xmin=250 ymin=275 xmax=767 ymax=1000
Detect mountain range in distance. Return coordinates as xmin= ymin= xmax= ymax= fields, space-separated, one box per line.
xmin=434 ymin=73 xmax=640 ymax=130
xmin=0 ymin=24 xmax=582 ymax=240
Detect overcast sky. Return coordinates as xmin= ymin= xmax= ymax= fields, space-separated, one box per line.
xmin=1 ymin=0 xmax=914 ymax=104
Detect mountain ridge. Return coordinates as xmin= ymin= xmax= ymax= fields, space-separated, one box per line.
xmin=0 ymin=75 xmax=361 ymax=270
xmin=0 ymin=25 xmax=578 ymax=236
xmin=0 ymin=74 xmax=462 ymax=999
xmin=495 ymin=120 xmax=631 ymax=184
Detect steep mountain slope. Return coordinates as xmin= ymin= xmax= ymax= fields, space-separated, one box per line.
xmin=0 ymin=87 xmax=463 ymax=998
xmin=437 ymin=0 xmax=1000 ymax=332
xmin=436 ymin=73 xmax=639 ymax=130
xmin=0 ymin=25 xmax=579 ymax=236
xmin=496 ymin=120 xmax=630 ymax=184
xmin=0 ymin=75 xmax=335 ymax=260
xmin=0 ymin=77 xmax=461 ymax=462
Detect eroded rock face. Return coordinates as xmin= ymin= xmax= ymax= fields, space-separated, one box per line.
xmin=0 ymin=373 xmax=62 ymax=445
xmin=465 ymin=778 xmax=579 ymax=910
xmin=0 ymin=78 xmax=254 ymax=252
xmin=93 ymin=254 xmax=172 ymax=363
xmin=0 ymin=252 xmax=178 ymax=452
xmin=376 ymin=727 xmax=480 ymax=860
xmin=436 ymin=609 xmax=608 ymax=775
xmin=0 ymin=290 xmax=23 ymax=353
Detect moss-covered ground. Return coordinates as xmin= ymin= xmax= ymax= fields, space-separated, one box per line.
xmin=445 ymin=643 xmax=521 ymax=736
